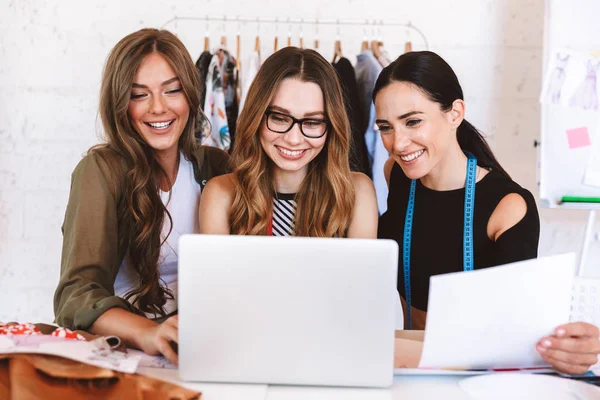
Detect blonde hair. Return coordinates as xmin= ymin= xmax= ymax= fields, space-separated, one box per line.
xmin=230 ymin=47 xmax=355 ymax=237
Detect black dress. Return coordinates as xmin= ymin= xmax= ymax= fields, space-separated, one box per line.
xmin=333 ymin=57 xmax=371 ymax=178
xmin=378 ymin=163 xmax=540 ymax=329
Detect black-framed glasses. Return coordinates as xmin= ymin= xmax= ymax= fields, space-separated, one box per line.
xmin=264 ymin=110 xmax=329 ymax=139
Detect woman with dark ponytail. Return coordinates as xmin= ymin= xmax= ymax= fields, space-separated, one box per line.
xmin=375 ymin=51 xmax=599 ymax=374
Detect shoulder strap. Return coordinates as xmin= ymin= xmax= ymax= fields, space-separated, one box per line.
xmin=191 ymin=146 xmax=231 ymax=189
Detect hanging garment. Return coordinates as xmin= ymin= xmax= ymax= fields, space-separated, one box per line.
xmin=355 ymin=50 xmax=388 ymax=214
xmin=195 ymin=51 xmax=212 ymax=106
xmin=239 ymin=50 xmax=261 ymax=115
xmin=216 ymin=48 xmax=240 ymax=150
xmin=202 ymin=54 xmax=231 ymax=151
xmin=569 ymin=59 xmax=600 ymax=111
xmin=333 ymin=57 xmax=371 ymax=178
xmin=195 ymin=51 xmax=213 ymax=142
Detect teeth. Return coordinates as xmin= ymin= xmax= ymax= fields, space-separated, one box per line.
xmin=400 ymin=149 xmax=425 ymax=162
xmin=148 ymin=121 xmax=173 ymax=129
xmin=279 ymin=147 xmax=304 ymax=157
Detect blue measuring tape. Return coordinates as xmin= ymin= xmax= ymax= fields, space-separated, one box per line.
xmin=402 ymin=153 xmax=478 ymax=329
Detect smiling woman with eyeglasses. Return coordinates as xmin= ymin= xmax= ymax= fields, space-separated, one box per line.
xmin=198 ymin=46 xmax=378 ymax=238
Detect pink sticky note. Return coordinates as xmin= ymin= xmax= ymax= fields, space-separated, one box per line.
xmin=566 ymin=126 xmax=591 ymax=149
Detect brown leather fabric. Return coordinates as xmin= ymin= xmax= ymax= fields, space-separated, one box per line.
xmin=0 ymin=354 xmax=200 ymax=399
xmin=0 ymin=358 xmax=10 ymax=399
xmin=400 ymin=296 xmax=427 ymax=331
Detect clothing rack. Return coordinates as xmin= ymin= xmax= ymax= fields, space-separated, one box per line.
xmin=160 ymin=16 xmax=429 ymax=50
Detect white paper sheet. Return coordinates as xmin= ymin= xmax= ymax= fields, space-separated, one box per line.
xmin=418 ymin=253 xmax=576 ymax=370
xmin=127 ymin=348 xmax=176 ymax=369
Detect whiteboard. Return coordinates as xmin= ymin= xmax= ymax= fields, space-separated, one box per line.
xmin=539 ymin=0 xmax=600 ymax=208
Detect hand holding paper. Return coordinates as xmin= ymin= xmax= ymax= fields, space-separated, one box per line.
xmin=418 ymin=253 xmax=576 ymax=370
xmin=537 ymin=322 xmax=600 ymax=374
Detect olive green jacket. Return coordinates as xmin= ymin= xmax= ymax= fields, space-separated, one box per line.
xmin=54 ymin=146 xmax=230 ymax=330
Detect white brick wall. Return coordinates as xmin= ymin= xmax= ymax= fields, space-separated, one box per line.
xmin=1 ymin=0 xmax=598 ymax=323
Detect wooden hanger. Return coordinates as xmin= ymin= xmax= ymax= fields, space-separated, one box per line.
xmin=287 ymin=34 xmax=292 ymax=47
xmin=404 ymin=21 xmax=413 ymax=53
xmin=203 ymin=17 xmax=210 ymax=53
xmin=361 ymin=39 xmax=369 ymax=52
xmin=371 ymin=40 xmax=381 ymax=58
xmin=332 ymin=39 xmax=343 ymax=63
xmin=273 ymin=36 xmax=278 ymax=52
xmin=235 ymin=17 xmax=241 ymax=69
xmin=220 ymin=16 xmax=227 ymax=48
xmin=204 ymin=34 xmax=210 ymax=52
xmin=314 ymin=38 xmax=319 ymax=50
xmin=255 ymin=17 xmax=261 ymax=53
xmin=236 ymin=33 xmax=241 ymax=70
xmin=360 ymin=24 xmax=370 ymax=52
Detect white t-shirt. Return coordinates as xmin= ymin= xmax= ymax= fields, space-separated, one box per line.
xmin=114 ymin=154 xmax=201 ymax=317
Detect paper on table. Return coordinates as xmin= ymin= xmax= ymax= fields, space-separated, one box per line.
xmin=458 ymin=373 xmax=600 ymax=400
xmin=0 ymin=335 xmax=140 ymax=373
xmin=418 ymin=253 xmax=576 ymax=370
xmin=127 ymin=348 xmax=176 ymax=369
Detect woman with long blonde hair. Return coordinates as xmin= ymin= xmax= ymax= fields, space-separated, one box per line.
xmin=199 ymin=47 xmax=377 ymax=238
xmin=54 ymin=28 xmax=229 ymax=365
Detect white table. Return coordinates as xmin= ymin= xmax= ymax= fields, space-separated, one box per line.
xmin=138 ymin=367 xmax=473 ymax=400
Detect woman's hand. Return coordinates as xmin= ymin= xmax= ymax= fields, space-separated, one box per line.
xmin=537 ymin=322 xmax=600 ymax=375
xmin=139 ymin=315 xmax=179 ymax=365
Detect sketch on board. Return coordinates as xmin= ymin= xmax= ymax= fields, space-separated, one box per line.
xmin=540 ymin=49 xmax=600 ymax=111
xmin=547 ymin=53 xmax=570 ymax=104
xmin=569 ymin=60 xmax=600 ymax=111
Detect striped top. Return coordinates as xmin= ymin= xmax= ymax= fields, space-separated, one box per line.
xmin=272 ymin=193 xmax=297 ymax=236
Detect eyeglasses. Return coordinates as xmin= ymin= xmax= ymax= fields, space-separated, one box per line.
xmin=264 ymin=110 xmax=329 ymax=139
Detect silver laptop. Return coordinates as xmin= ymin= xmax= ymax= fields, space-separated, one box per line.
xmin=178 ymin=235 xmax=399 ymax=388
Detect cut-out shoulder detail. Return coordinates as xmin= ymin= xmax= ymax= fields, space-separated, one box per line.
xmin=487 ymin=192 xmax=528 ymax=241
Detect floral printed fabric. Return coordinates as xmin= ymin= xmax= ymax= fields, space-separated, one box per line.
xmin=0 ymin=323 xmax=85 ymax=340
xmin=202 ymin=53 xmax=231 ymax=151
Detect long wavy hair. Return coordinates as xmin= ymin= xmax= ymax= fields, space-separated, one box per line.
xmin=93 ymin=28 xmax=204 ymax=316
xmin=230 ymin=47 xmax=355 ymax=237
